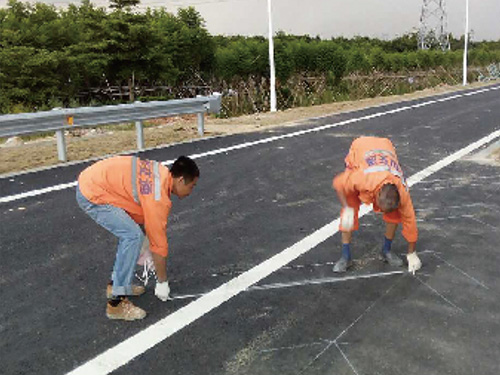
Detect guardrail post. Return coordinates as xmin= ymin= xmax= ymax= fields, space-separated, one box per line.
xmin=56 ymin=130 xmax=67 ymax=162
xmin=135 ymin=121 xmax=144 ymax=150
xmin=197 ymin=112 xmax=204 ymax=136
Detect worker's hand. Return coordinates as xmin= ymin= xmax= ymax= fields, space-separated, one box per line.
xmin=341 ymin=207 xmax=354 ymax=230
xmin=155 ymin=281 xmax=171 ymax=301
xmin=406 ymin=252 xmax=422 ymax=275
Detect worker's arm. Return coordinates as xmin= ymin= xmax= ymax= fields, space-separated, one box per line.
xmin=142 ymin=200 xmax=172 ymax=301
xmin=398 ymin=189 xmax=418 ymax=245
xmin=333 ymin=171 xmax=357 ymax=207
xmin=407 ymin=241 xmax=416 ymax=254
xmin=151 ymin=252 xmax=167 ymax=282
xmin=333 ymin=171 xmax=360 ymax=230
xmin=399 ymin=189 xmax=421 ymax=274
xmin=403 ymin=224 xmax=421 ymax=274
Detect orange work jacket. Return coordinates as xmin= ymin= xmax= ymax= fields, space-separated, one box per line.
xmin=78 ymin=156 xmax=173 ymax=257
xmin=333 ymin=137 xmax=418 ymax=243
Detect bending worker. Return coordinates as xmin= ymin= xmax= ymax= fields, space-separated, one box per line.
xmin=76 ymin=155 xmax=199 ymax=321
xmin=332 ymin=136 xmax=422 ymax=274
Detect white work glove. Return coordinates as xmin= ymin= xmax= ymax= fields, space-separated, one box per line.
xmin=341 ymin=207 xmax=355 ymax=230
xmin=407 ymin=252 xmax=422 ymax=275
xmin=155 ymin=281 xmax=171 ymax=301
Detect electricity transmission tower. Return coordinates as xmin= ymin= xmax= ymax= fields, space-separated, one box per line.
xmin=418 ymin=0 xmax=451 ymax=51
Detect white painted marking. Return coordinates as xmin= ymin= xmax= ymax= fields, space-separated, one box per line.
xmin=406 ymin=129 xmax=500 ymax=187
xmin=3 ymin=85 xmax=500 ymax=204
xmin=67 ymin=127 xmax=500 ymax=375
xmin=0 ymin=181 xmax=77 ymax=204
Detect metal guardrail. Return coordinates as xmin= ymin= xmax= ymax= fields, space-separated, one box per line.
xmin=0 ymin=94 xmax=222 ymax=161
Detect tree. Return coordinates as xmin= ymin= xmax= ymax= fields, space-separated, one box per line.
xmin=109 ymin=0 xmax=140 ymax=10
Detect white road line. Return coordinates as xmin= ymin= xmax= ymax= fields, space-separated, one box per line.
xmin=0 ymin=181 xmax=78 ymax=203
xmin=66 ymin=128 xmax=500 ymax=375
xmin=2 ymin=85 xmax=499 ymax=205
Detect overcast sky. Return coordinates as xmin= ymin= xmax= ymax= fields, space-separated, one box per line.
xmin=1 ymin=0 xmax=499 ymax=41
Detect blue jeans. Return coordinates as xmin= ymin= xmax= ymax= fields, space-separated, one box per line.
xmin=76 ymin=185 xmax=144 ymax=296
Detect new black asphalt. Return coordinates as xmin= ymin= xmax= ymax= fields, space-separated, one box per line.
xmin=1 ymin=83 xmax=499 ymax=375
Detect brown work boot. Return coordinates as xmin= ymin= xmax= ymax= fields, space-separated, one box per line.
xmin=106 ymin=284 xmax=145 ymax=299
xmin=106 ymin=299 xmax=146 ymax=321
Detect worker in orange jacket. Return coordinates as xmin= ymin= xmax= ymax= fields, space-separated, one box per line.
xmin=76 ymin=155 xmax=199 ymax=320
xmin=332 ymin=137 xmax=422 ymax=274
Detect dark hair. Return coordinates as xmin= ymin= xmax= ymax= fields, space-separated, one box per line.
xmin=170 ymin=156 xmax=199 ymax=183
xmin=379 ymin=183 xmax=400 ymax=212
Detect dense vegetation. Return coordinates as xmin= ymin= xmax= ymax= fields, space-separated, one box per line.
xmin=1 ymin=0 xmax=499 ymax=115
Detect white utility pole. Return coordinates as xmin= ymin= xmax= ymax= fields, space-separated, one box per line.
xmin=267 ymin=0 xmax=277 ymax=112
xmin=462 ymin=0 xmax=469 ymax=85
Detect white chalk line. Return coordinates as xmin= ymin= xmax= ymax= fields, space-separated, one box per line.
xmin=299 ymin=279 xmax=402 ymax=375
xmin=468 ymin=216 xmax=499 ymax=232
xmin=299 ymin=340 xmax=337 ymax=375
xmin=3 ymin=85 xmax=500 ymax=205
xmin=66 ymin=126 xmax=500 ymax=375
xmin=336 ymin=342 xmax=361 ymax=375
xmin=415 ymin=203 xmax=489 ymax=211
xmin=259 ymin=340 xmax=329 ymax=353
xmin=259 ymin=279 xmax=403 ymax=374
xmin=167 ymin=270 xmax=404 ymax=301
xmin=414 ymin=275 xmax=465 ymax=313
xmin=249 ymin=270 xmax=404 ymax=291
xmin=417 ymin=175 xmax=499 ymax=184
xmin=259 ymin=245 xmax=492 ymax=371
xmin=429 ymin=252 xmax=489 ymax=290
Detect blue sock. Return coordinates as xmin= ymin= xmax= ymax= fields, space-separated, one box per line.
xmin=383 ymin=237 xmax=392 ymax=255
xmin=342 ymin=243 xmax=351 ymax=260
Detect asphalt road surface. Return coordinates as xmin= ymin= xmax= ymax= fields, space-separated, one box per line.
xmin=1 ymin=83 xmax=499 ymax=375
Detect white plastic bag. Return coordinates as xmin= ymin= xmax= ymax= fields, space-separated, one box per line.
xmin=136 ymin=237 xmax=156 ymax=285
xmin=341 ymin=207 xmax=354 ymax=230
